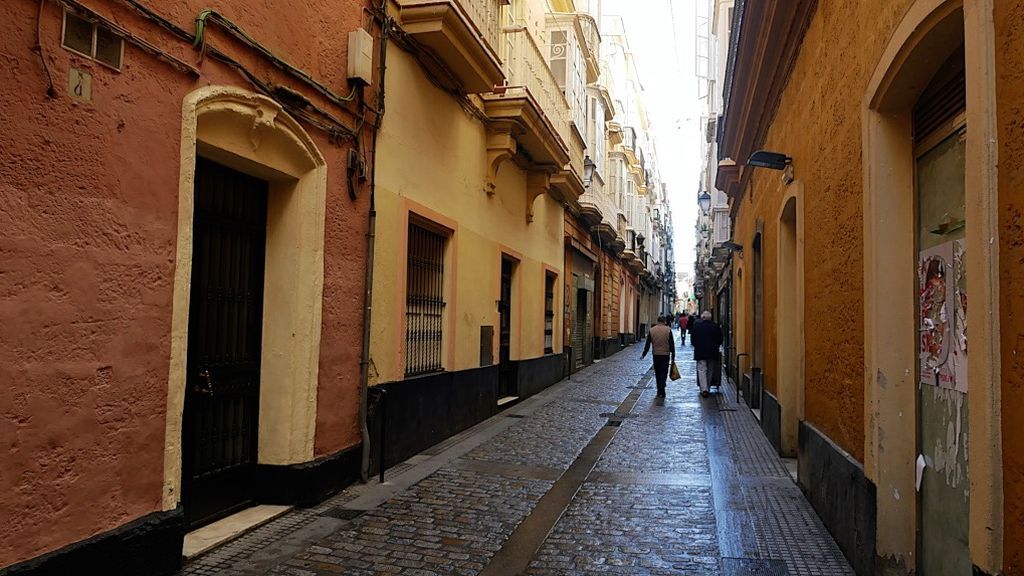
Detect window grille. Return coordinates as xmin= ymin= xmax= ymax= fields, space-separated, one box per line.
xmin=544 ymin=274 xmax=556 ymax=353
xmin=405 ymin=223 xmax=446 ymax=376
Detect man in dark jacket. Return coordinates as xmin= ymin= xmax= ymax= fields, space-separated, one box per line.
xmin=690 ymin=311 xmax=723 ymax=398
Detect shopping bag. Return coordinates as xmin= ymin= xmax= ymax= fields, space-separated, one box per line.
xmin=669 ymin=361 xmax=681 ymax=381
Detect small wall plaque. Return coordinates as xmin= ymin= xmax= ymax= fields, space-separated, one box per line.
xmin=68 ymin=67 xmax=92 ymax=102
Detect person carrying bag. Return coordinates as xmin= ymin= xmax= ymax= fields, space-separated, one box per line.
xmin=641 ymin=316 xmax=676 ymax=398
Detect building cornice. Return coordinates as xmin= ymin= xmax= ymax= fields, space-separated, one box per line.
xmin=717 ymin=0 xmax=817 ymax=203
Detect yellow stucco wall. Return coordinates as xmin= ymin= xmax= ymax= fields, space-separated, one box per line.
xmin=369 ymin=47 xmax=565 ymax=385
xmin=731 ymin=0 xmax=917 ymax=464
xmin=732 ymin=1 xmax=1009 ymax=571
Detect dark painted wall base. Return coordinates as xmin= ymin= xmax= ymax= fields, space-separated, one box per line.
xmin=369 ymin=355 xmax=568 ymax=474
xmin=3 ymin=445 xmax=367 ymax=576
xmin=256 ymin=445 xmax=362 ymax=507
xmin=750 ymin=368 xmax=763 ymax=409
xmin=0 ymin=507 xmax=185 ymax=576
xmin=760 ymin=390 xmax=782 ymax=455
xmin=369 ymin=365 xmax=500 ymax=473
xmin=518 ymin=354 xmax=566 ymax=397
xmin=799 ymin=421 xmax=877 ymax=576
xmin=598 ymin=337 xmax=623 ymax=358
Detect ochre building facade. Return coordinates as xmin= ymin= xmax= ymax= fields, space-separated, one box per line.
xmin=715 ymin=0 xmax=1022 ymax=575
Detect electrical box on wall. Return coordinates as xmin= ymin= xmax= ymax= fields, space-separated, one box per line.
xmin=347 ymin=29 xmax=373 ymax=85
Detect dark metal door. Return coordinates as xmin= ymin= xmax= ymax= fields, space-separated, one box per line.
xmin=498 ymin=258 xmax=516 ymax=398
xmin=573 ymin=288 xmax=586 ymax=369
xmin=182 ymin=157 xmax=268 ymax=528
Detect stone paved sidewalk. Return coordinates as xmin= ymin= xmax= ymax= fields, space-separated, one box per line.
xmin=179 ymin=335 xmax=854 ymax=576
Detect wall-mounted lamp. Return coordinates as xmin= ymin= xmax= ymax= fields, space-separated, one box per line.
xmin=747 ymin=150 xmax=792 ymax=170
xmin=583 ymin=155 xmax=596 ymax=188
xmin=697 ymin=190 xmax=711 ymax=213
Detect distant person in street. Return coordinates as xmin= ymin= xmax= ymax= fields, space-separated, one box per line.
xmin=678 ymin=313 xmax=689 ymax=346
xmin=690 ymin=311 xmax=723 ymax=398
xmin=641 ymin=315 xmax=676 ymax=398
xmin=686 ymin=313 xmax=697 ymax=341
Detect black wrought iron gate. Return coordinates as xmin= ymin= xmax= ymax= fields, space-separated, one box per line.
xmin=182 ymin=157 xmax=268 ymax=528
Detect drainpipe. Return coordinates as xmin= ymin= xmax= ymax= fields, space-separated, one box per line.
xmin=359 ymin=200 xmax=376 ymax=483
xmin=359 ymin=0 xmax=390 ymax=483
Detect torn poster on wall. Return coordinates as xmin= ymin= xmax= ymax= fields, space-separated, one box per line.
xmin=918 ymin=240 xmax=967 ymax=392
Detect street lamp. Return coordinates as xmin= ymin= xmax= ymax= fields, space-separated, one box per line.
xmin=583 ymin=155 xmax=596 ymax=187
xmin=747 ymin=150 xmax=791 ymax=170
xmin=697 ymin=190 xmax=711 ymax=213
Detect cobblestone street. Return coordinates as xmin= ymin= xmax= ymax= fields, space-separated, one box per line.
xmin=179 ymin=337 xmax=854 ymax=576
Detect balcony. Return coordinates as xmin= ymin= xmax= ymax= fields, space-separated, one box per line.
xmin=396 ymin=0 xmax=505 ymax=93
xmin=577 ymin=14 xmax=601 ymax=83
xmin=622 ymin=126 xmax=637 ymax=153
xmin=607 ymin=121 xmax=623 ymax=146
xmin=578 ymin=186 xmax=617 ymax=229
xmin=621 ymin=126 xmax=640 ymax=169
xmin=482 ymin=29 xmax=571 ymax=171
xmin=547 ymin=12 xmax=601 ymax=85
xmin=550 ymin=129 xmax=586 ymax=204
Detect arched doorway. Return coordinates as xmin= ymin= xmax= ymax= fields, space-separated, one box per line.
xmin=751 ymin=229 xmax=764 ymax=409
xmin=777 ymin=194 xmax=801 ymax=457
xmin=863 ymin=1 xmax=1002 ymax=571
xmin=164 ymin=87 xmax=329 ymax=527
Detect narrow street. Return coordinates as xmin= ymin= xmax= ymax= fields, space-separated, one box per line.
xmin=179 ymin=336 xmax=852 ymax=576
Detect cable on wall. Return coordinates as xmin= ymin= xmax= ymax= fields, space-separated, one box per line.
xmin=193 ymin=9 xmax=359 ymax=105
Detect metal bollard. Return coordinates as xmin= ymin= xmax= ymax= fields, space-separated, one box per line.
xmin=369 ymin=388 xmax=388 ymax=484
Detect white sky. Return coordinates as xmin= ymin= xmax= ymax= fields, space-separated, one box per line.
xmin=603 ymin=0 xmax=704 ymax=276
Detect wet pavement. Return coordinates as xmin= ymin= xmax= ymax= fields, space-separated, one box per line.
xmin=179 ymin=335 xmax=854 ymax=575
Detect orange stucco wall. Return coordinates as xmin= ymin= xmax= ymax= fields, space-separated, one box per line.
xmin=599 ymin=252 xmax=625 ymax=340
xmin=564 ymin=213 xmax=633 ymax=344
xmin=995 ymin=2 xmax=1024 ymax=573
xmin=731 ymin=0 xmax=917 ymax=461
xmin=0 ymin=0 xmax=370 ymax=567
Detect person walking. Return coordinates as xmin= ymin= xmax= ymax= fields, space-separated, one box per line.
xmin=677 ymin=313 xmax=689 ymax=346
xmin=641 ymin=315 xmax=676 ymax=398
xmin=690 ymin=311 xmax=723 ymax=398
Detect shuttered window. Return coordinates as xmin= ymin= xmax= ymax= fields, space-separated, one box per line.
xmin=913 ymin=47 xmax=966 ymax=147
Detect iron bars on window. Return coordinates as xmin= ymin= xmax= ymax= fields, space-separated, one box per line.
xmin=544 ymin=274 xmax=555 ymax=354
xmin=405 ymin=223 xmax=446 ymax=377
